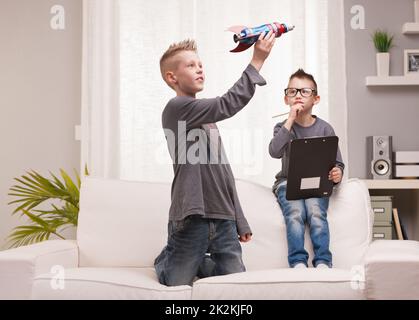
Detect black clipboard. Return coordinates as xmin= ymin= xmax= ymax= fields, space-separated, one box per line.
xmin=286 ymin=136 xmax=339 ymax=200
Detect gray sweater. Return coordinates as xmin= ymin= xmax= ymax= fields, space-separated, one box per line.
xmin=269 ymin=116 xmax=345 ymax=195
xmin=162 ymin=64 xmax=266 ymax=236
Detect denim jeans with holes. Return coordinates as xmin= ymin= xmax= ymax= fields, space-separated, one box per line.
xmin=277 ymin=182 xmax=332 ymax=268
xmin=154 ymin=215 xmax=245 ymax=286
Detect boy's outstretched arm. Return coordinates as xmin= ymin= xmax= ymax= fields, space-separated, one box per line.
xmin=250 ymin=30 xmax=276 ymax=72
xmin=168 ymin=31 xmax=276 ymax=130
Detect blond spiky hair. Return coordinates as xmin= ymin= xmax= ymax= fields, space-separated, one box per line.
xmin=160 ymin=39 xmax=197 ymax=88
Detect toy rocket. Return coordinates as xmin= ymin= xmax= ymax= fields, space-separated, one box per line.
xmin=227 ymin=22 xmax=295 ymax=52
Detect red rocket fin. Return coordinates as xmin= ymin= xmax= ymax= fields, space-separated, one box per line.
xmin=226 ymin=25 xmax=247 ymax=34
xmin=230 ymin=42 xmax=253 ymax=53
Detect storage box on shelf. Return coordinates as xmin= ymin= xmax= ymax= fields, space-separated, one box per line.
xmin=370 ymin=196 xmax=394 ymax=240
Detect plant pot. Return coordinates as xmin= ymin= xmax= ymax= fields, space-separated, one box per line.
xmin=376 ymin=52 xmax=390 ymax=77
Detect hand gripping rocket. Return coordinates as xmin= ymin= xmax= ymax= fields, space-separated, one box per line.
xmin=227 ymin=22 xmax=295 ymax=52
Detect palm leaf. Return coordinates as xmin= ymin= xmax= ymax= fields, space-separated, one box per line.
xmin=60 ymin=169 xmax=79 ymax=203
xmin=12 ymin=177 xmax=46 ymax=194
xmin=9 ymin=185 xmax=46 ymax=195
xmin=7 ymin=168 xmax=83 ymax=248
xmin=10 ymin=199 xmax=44 ymax=215
xmin=27 ymin=171 xmax=68 ymax=197
xmin=56 ymin=202 xmax=79 ymax=225
xmin=8 ymin=169 xmax=78 ymax=212
xmin=33 ymin=202 xmax=78 ymax=226
xmin=49 ymin=171 xmax=66 ymax=190
xmin=75 ymin=169 xmax=81 ymax=189
xmin=7 ymin=226 xmax=51 ymax=248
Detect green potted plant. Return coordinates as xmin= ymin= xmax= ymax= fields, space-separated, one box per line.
xmin=372 ymin=30 xmax=395 ymax=76
xmin=7 ymin=167 xmax=88 ymax=248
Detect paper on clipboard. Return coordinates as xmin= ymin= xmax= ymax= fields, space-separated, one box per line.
xmin=300 ymin=177 xmax=320 ymax=190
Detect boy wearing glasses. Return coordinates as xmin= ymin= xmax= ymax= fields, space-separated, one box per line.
xmin=269 ymin=69 xmax=344 ymax=269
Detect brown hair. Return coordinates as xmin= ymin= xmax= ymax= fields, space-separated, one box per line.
xmin=160 ymin=39 xmax=197 ymax=87
xmin=289 ymin=69 xmax=318 ymax=93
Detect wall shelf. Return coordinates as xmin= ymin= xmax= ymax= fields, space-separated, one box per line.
xmin=403 ymin=22 xmax=419 ymax=34
xmin=366 ymin=76 xmax=419 ymax=86
xmin=362 ymin=179 xmax=419 ymax=189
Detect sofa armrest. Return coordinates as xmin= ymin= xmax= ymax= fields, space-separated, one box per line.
xmin=0 ymin=240 xmax=78 ymax=299
xmin=364 ymin=240 xmax=419 ymax=299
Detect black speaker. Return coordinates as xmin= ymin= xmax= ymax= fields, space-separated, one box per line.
xmin=367 ymin=136 xmax=392 ymax=179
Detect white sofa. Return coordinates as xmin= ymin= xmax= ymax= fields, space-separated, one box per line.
xmin=1 ymin=177 xmax=419 ymax=300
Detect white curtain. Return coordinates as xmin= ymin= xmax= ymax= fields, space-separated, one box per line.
xmin=328 ymin=0 xmax=349 ymax=178
xmin=83 ymin=0 xmax=338 ymax=186
xmin=81 ymin=0 xmax=120 ymax=178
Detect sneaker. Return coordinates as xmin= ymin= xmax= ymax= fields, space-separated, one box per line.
xmin=316 ymin=263 xmax=330 ymax=269
xmin=293 ymin=263 xmax=307 ymax=269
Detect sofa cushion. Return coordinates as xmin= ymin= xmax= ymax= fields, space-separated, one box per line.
xmin=237 ymin=178 xmax=373 ymax=270
xmin=77 ymin=178 xmax=171 ymax=267
xmin=31 ymin=267 xmax=191 ymax=300
xmin=77 ymin=177 xmax=372 ymax=270
xmin=192 ymin=268 xmax=365 ymax=300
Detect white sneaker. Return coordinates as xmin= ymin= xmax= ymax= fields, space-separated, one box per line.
xmin=316 ymin=263 xmax=330 ymax=269
xmin=293 ymin=263 xmax=307 ymax=269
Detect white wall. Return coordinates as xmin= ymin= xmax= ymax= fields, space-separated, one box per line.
xmin=344 ymin=0 xmax=419 ymax=178
xmin=0 ymin=0 xmax=82 ymax=250
xmin=344 ymin=0 xmax=419 ymax=240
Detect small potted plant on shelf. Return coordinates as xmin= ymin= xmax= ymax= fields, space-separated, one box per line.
xmin=372 ymin=30 xmax=395 ymax=77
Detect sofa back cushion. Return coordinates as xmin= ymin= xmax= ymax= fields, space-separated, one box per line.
xmin=77 ymin=177 xmax=171 ymax=267
xmin=77 ymin=177 xmax=372 ymax=269
xmin=239 ymin=178 xmax=373 ymax=270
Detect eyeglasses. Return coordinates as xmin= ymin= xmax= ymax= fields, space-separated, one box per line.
xmin=284 ymin=88 xmax=317 ymax=97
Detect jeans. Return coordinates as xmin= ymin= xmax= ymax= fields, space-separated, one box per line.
xmin=277 ymin=182 xmax=332 ymax=268
xmin=154 ymin=215 xmax=245 ymax=286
